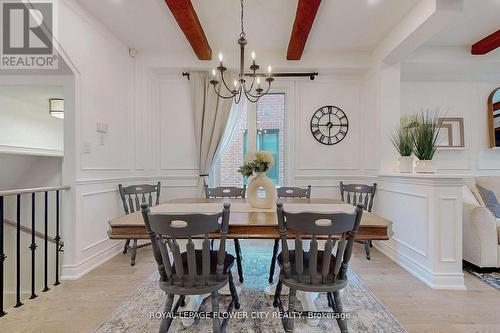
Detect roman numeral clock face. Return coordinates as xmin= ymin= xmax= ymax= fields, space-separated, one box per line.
xmin=310 ymin=106 xmax=349 ymax=145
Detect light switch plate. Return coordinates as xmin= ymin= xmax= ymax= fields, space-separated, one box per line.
xmin=97 ymin=122 xmax=108 ymax=133
xmin=83 ymin=141 xmax=91 ymax=153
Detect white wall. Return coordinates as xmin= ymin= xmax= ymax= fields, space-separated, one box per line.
xmin=143 ymin=71 xmax=381 ymax=201
xmin=0 ymin=93 xmax=63 ymax=156
xmin=401 ymin=80 xmax=500 ymax=174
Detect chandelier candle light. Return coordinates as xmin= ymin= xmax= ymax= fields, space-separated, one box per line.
xmin=210 ymin=0 xmax=274 ymax=104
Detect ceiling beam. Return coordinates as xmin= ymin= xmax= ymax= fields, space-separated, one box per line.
xmin=471 ymin=29 xmax=500 ymax=55
xmin=164 ymin=0 xmax=212 ymax=60
xmin=286 ymin=0 xmax=321 ymax=61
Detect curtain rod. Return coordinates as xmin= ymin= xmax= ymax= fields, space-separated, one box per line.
xmin=182 ymin=72 xmax=318 ymax=80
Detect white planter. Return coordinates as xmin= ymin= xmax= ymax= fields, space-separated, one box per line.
xmin=398 ymin=156 xmax=414 ymax=173
xmin=247 ymin=172 xmax=277 ymax=209
xmin=414 ymin=160 xmax=436 ymax=173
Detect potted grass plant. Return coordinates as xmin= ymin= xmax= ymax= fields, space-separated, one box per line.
xmin=390 ymin=123 xmax=414 ymax=173
xmin=411 ymin=110 xmax=440 ymax=173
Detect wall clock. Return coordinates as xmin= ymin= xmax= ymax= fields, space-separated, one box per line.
xmin=310 ymin=105 xmax=349 ymax=145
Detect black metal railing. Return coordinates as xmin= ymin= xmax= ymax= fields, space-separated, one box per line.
xmin=0 ymin=185 xmax=70 ymax=317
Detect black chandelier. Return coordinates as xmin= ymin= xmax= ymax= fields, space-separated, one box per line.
xmin=210 ymin=0 xmax=273 ymax=104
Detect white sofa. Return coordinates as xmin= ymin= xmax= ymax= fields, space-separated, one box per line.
xmin=462 ymin=176 xmax=500 ymax=269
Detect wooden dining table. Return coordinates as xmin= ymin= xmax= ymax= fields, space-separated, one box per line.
xmin=108 ymin=197 xmax=393 ymax=326
xmin=108 ymin=197 xmax=393 ymax=241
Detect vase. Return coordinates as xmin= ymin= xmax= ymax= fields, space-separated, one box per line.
xmin=414 ymin=160 xmax=436 ymax=173
xmin=398 ymin=156 xmax=414 ymax=173
xmin=247 ymin=172 xmax=277 ymax=209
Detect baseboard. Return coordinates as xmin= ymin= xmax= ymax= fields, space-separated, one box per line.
xmin=60 ymin=241 xmax=123 ymax=280
xmin=373 ymin=240 xmax=466 ymax=290
xmin=463 ymin=260 xmax=500 ymax=273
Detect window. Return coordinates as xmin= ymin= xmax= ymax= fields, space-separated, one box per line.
xmin=217 ymin=93 xmax=285 ymax=187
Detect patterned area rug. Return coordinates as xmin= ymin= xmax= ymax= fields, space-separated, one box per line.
xmin=95 ymin=241 xmax=406 ymax=332
xmin=464 ymin=266 xmax=500 ymax=291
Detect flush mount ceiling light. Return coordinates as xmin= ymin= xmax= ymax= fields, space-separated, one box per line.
xmin=49 ymin=98 xmax=64 ymax=119
xmin=210 ymin=0 xmax=274 ymax=104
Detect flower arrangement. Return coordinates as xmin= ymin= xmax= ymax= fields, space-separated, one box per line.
xmin=238 ymin=151 xmax=274 ymax=177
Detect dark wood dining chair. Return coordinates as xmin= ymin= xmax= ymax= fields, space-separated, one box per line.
xmin=141 ymin=202 xmax=239 ymax=333
xmin=204 ymin=185 xmax=246 ymax=283
xmin=339 ymin=181 xmax=377 ymax=260
xmin=273 ymin=202 xmax=363 ymax=333
xmin=118 ymin=182 xmax=161 ymax=266
xmin=268 ymin=185 xmax=312 ymax=283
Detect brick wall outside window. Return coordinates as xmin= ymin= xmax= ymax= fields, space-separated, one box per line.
xmin=218 ymin=94 xmax=285 ymax=187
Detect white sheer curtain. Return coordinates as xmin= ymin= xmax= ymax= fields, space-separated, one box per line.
xmin=211 ymin=100 xmax=246 ymax=186
xmin=190 ymin=71 xmax=237 ymax=193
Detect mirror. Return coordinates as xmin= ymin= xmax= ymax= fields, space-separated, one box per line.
xmin=488 ymin=87 xmax=500 ymax=148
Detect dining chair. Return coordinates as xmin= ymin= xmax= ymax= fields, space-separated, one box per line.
xmin=205 ymin=185 xmax=246 ymax=283
xmin=141 ymin=202 xmax=239 ymax=333
xmin=273 ymin=202 xmax=364 ymax=333
xmin=339 ymin=181 xmax=377 ymax=260
xmin=118 ymin=182 xmax=161 ymax=266
xmin=268 ymin=185 xmax=312 ymax=283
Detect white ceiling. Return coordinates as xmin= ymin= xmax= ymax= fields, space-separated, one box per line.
xmin=77 ymin=0 xmax=420 ymax=55
xmin=426 ymin=0 xmax=500 ymax=46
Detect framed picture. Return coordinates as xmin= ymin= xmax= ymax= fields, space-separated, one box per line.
xmin=436 ymin=117 xmax=464 ymax=148
xmin=436 ymin=123 xmax=452 ymax=147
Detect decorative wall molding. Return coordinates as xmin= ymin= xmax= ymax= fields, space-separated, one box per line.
xmin=374 ymin=240 xmax=465 ymax=290
xmin=0 ymin=144 xmax=63 ymax=157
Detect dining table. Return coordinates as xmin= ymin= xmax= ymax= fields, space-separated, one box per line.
xmin=108 ymin=197 xmax=392 ymax=327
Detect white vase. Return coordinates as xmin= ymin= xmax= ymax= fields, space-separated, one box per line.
xmin=414 ymin=160 xmax=436 ymax=173
xmin=398 ymin=156 xmax=414 ymax=173
xmin=247 ymin=172 xmax=277 ymax=209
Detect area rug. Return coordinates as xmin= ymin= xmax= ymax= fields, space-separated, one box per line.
xmin=95 ymin=241 xmax=407 ymax=333
xmin=464 ymin=266 xmax=500 ymax=291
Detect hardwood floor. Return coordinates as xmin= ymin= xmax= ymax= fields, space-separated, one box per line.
xmin=1 ymin=243 xmax=499 ymax=333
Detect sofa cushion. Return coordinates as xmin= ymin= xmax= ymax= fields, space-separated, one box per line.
xmin=476 ymin=176 xmax=500 ymax=201
xmin=477 ymin=185 xmax=500 ymax=218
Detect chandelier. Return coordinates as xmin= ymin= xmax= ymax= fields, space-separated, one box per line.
xmin=210 ymin=0 xmax=273 ymax=104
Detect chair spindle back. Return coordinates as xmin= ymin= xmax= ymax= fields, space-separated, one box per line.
xmin=276 ymin=202 xmax=363 ymax=285
xmin=339 ymin=182 xmax=377 ymax=212
xmin=119 ymin=182 xmax=161 ymax=214
xmin=141 ymin=203 xmax=231 ymax=287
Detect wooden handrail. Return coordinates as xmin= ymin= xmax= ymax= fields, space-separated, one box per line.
xmin=0 ymin=185 xmax=70 ymax=197
xmin=3 ymin=218 xmax=64 ymax=247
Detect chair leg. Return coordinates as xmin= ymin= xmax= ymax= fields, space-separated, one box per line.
xmin=273 ymin=280 xmax=282 ymax=307
xmin=283 ymin=288 xmax=296 ymax=333
xmin=228 ymin=270 xmax=240 ymax=309
xmin=333 ymin=291 xmax=348 ymax=333
xmin=327 ymin=292 xmax=334 ymax=309
xmin=369 ymin=240 xmax=373 ymax=248
xmin=159 ymin=293 xmax=175 ymax=333
xmin=268 ymin=239 xmax=279 ymax=283
xmin=130 ymin=239 xmax=138 ymax=266
xmin=211 ymin=239 xmax=215 ymax=250
xmin=211 ymin=291 xmax=221 ymax=333
xmin=233 ymin=239 xmax=244 ymax=283
xmin=123 ymin=239 xmax=130 ymax=254
xmin=364 ymin=241 xmax=371 ymax=260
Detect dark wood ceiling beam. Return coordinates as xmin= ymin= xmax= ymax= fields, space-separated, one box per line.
xmin=164 ymin=0 xmax=212 ymax=60
xmin=471 ymin=29 xmax=500 ymax=55
xmin=287 ymin=0 xmax=321 ymax=60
